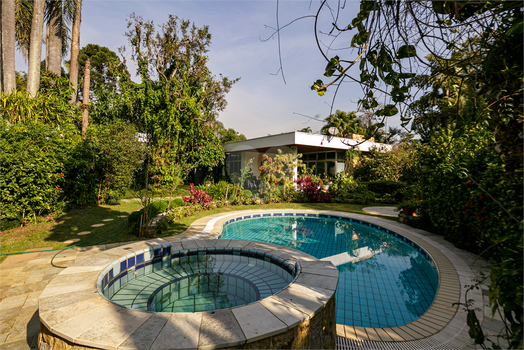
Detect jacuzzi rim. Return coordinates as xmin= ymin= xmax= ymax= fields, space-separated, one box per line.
xmin=96 ymin=245 xmax=302 ymax=313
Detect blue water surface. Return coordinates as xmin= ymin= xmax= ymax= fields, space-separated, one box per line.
xmin=219 ymin=215 xmax=438 ymax=328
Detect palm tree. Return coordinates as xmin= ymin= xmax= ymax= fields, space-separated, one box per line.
xmin=1 ymin=0 xmax=16 ymax=94
xmin=45 ymin=0 xmax=73 ymax=76
xmin=69 ymin=0 xmax=81 ymax=103
xmin=321 ymin=110 xmax=366 ymax=138
xmin=26 ymin=0 xmax=45 ymax=97
xmin=14 ymin=0 xmax=33 ymax=63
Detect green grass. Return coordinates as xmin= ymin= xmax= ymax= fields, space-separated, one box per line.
xmin=0 ymin=201 xmax=396 ymax=258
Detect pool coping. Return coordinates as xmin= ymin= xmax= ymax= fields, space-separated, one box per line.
xmin=38 ymin=237 xmax=339 ymax=349
xmin=174 ymin=209 xmax=481 ymax=348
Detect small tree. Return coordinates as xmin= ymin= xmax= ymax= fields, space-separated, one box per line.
xmin=259 ymin=149 xmax=304 ymax=201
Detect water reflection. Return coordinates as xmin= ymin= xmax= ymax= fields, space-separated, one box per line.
xmin=221 ymin=215 xmax=438 ymax=328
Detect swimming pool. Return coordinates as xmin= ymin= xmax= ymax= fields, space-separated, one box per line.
xmin=218 ymin=213 xmax=439 ymax=328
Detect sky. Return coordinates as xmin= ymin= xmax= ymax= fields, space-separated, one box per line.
xmin=14 ymin=0 xmax=403 ymax=139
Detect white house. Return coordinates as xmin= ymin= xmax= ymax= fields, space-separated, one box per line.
xmin=223 ymin=131 xmax=392 ymax=179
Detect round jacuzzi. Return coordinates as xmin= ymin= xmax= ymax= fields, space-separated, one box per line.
xmin=97 ymin=246 xmax=299 ymax=312
xmin=38 ymin=239 xmax=338 ymax=350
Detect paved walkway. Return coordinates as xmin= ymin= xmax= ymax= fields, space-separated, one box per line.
xmin=0 ymin=210 xmax=506 ymax=349
xmin=362 ymin=206 xmax=398 ymax=217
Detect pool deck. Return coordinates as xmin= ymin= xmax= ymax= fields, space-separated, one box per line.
xmin=0 ymin=209 xmax=504 ymax=349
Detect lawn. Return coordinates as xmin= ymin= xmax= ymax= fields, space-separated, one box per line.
xmin=0 ymin=201 xmax=397 ymax=260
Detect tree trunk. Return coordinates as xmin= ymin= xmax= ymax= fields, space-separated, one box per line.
xmin=46 ymin=0 xmax=62 ymax=76
xmin=1 ymin=0 xmax=16 ymax=94
xmin=68 ymin=0 xmax=81 ymax=103
xmin=81 ymin=58 xmax=90 ymax=135
xmin=26 ymin=0 xmax=45 ymax=97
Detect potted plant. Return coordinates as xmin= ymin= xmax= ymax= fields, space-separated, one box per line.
xmin=396 ymin=185 xmax=421 ymax=217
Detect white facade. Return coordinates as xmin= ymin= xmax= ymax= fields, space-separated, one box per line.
xmin=224 ymin=131 xmax=392 ymax=178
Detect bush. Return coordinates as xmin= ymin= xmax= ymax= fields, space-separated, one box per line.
xmin=182 ymin=184 xmax=212 ymax=206
xmin=128 ymin=200 xmax=170 ymax=234
xmin=171 ymin=198 xmax=185 ymax=207
xmin=329 ymin=173 xmax=358 ymax=202
xmin=351 ymin=184 xmax=376 ymax=205
xmin=295 ymin=173 xmax=331 ymax=203
xmin=242 ymin=189 xmax=253 ymax=198
xmin=1 ymin=121 xmax=81 ymax=222
xmin=365 ymin=180 xmax=406 ymax=198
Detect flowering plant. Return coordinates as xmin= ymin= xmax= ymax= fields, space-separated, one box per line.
xmin=182 ymin=184 xmax=212 ymax=206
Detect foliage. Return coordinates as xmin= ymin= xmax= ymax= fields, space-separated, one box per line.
xmin=321 ymin=110 xmax=366 ymax=137
xmin=351 ymin=184 xmax=375 ymax=205
xmin=128 ymin=200 xmax=169 ymax=234
xmin=353 ymin=146 xmax=400 ymax=181
xmin=329 ymin=173 xmax=358 ymax=202
xmin=242 ymin=189 xmax=253 ymax=198
xmin=416 ymin=124 xmax=522 ymax=348
xmin=211 ymin=120 xmax=246 ymax=144
xmin=295 ymin=173 xmax=331 ymax=203
xmin=76 ymin=120 xmax=145 ymax=204
xmin=98 ymin=14 xmax=236 ymax=188
xmin=182 ymin=184 xmax=212 ymax=206
xmin=73 ymin=44 xmax=129 ymax=105
xmin=0 ymin=121 xmax=81 ymax=222
xmin=365 ymin=180 xmax=406 ymax=198
xmin=1 ymin=72 xmax=80 ymax=125
xmin=304 ymin=0 xmax=522 ymax=178
xmin=171 ymin=198 xmax=185 ymax=207
xmin=195 ymin=181 xmax=242 ymax=202
xmin=259 ymin=150 xmax=304 ymax=201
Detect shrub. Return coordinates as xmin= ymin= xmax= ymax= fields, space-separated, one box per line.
xmin=329 ymin=173 xmax=358 ymax=202
xmin=295 ymin=173 xmax=331 ymax=203
xmin=1 ymin=121 xmax=81 ymax=222
xmin=171 ymin=198 xmax=185 ymax=207
xmin=365 ymin=180 xmax=406 ymax=198
xmin=182 ymin=184 xmax=212 ymax=206
xmin=128 ymin=200 xmax=169 ymax=234
xmin=351 ymin=184 xmax=376 ymax=205
xmin=242 ymin=189 xmax=253 ymax=198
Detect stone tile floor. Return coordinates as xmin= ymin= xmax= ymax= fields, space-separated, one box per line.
xmin=0 ymin=213 xmax=508 ymax=350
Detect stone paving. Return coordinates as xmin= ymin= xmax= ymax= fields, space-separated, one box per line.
xmin=0 ymin=210 xmax=507 ymax=350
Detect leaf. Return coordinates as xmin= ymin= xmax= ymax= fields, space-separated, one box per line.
xmin=376 ymin=104 xmax=398 ymax=116
xmin=397 ymin=45 xmax=417 ymax=59
xmin=506 ymin=19 xmax=523 ymax=37
xmin=324 ymin=56 xmax=340 ymax=78
xmin=311 ymin=80 xmax=327 ymax=96
xmin=432 ymin=1 xmax=452 ymax=15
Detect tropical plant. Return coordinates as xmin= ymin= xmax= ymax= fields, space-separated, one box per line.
xmin=26 ymin=0 xmax=45 ymax=97
xmin=182 ymin=184 xmax=212 ymax=206
xmin=259 ymin=149 xmax=304 ymax=201
xmin=295 ymin=173 xmax=331 ymax=203
xmin=1 ymin=0 xmax=16 ymax=94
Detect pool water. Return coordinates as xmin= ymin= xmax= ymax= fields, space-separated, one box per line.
xmin=219 ymin=214 xmax=439 ymax=328
xmin=105 ymin=247 xmax=297 ymax=313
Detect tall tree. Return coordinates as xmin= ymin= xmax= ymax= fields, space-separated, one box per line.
xmin=14 ymin=0 xmax=33 ymax=63
xmin=303 ymin=1 xmax=522 ymax=177
xmin=45 ymin=0 xmax=61 ymax=74
xmin=117 ymin=14 xmax=238 ymax=184
xmin=68 ymin=0 xmax=81 ymax=103
xmin=1 ymin=0 xmax=16 ymax=94
xmin=26 ymin=0 xmax=45 ymax=97
xmin=321 ymin=110 xmax=366 ymax=138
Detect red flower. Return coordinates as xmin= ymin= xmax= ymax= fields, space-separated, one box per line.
xmin=479 ymin=195 xmax=484 ymax=199
xmin=60 ymin=172 xmax=64 ymax=178
xmin=466 ymin=180 xmax=472 ymax=184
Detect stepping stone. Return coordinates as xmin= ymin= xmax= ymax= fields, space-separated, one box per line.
xmin=118 ymin=215 xmax=127 ymax=218
xmin=77 ymin=231 xmax=91 ymax=236
xmin=91 ymin=223 xmax=105 ymax=228
xmin=102 ymin=219 xmax=114 ymax=222
xmin=63 ymin=239 xmax=80 ymax=244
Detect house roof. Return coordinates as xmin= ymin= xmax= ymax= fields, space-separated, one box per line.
xmin=223 ymin=131 xmax=392 ymax=153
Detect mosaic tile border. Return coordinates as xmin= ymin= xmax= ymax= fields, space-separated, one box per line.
xmin=39 ymin=238 xmax=338 ymax=350
xmin=96 ymin=245 xmax=300 ymax=312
